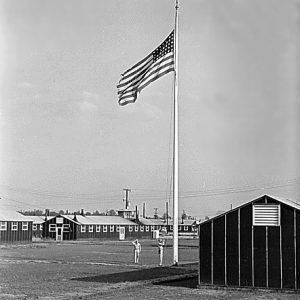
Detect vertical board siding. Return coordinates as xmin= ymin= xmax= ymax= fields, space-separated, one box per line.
xmin=297 ymin=211 xmax=300 ymax=289
xmin=198 ymin=196 xmax=300 ymax=290
xmin=253 ymin=226 xmax=266 ymax=287
xmin=213 ymin=216 xmax=225 ymax=285
xmin=200 ymin=222 xmax=212 ymax=284
xmin=268 ymin=226 xmax=281 ymax=288
xmin=281 ymin=205 xmax=295 ymax=289
xmin=240 ymin=205 xmax=252 ymax=287
xmin=226 ymin=210 xmax=239 ymax=286
xmin=0 ymin=221 xmax=32 ymax=243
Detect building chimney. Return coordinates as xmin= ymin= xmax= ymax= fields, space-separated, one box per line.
xmin=81 ymin=209 xmax=85 ymax=216
xmin=143 ymin=203 xmax=146 ymax=218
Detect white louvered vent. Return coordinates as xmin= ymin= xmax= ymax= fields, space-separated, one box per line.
xmin=253 ymin=204 xmax=280 ymax=226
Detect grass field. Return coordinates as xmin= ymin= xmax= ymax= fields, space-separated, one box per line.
xmin=0 ymin=238 xmax=299 ymax=299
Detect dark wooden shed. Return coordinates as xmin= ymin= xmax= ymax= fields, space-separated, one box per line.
xmin=0 ymin=209 xmax=33 ymax=243
xmin=198 ymin=194 xmax=300 ymax=290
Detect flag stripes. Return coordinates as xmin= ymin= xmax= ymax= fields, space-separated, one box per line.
xmin=117 ymin=31 xmax=174 ymax=106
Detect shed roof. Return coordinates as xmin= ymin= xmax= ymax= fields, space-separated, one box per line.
xmin=144 ymin=218 xmax=195 ymax=226
xmin=138 ymin=217 xmax=158 ymax=226
xmin=61 ymin=214 xmax=81 ymax=225
xmin=25 ymin=215 xmax=45 ymax=224
xmin=179 ymin=219 xmax=196 ymax=226
xmin=65 ymin=215 xmax=137 ymax=225
xmin=199 ymin=194 xmax=300 ymax=226
xmin=0 ymin=209 xmax=32 ymax=222
xmin=266 ymin=194 xmax=300 ymax=210
xmin=145 ymin=218 xmax=167 ymax=226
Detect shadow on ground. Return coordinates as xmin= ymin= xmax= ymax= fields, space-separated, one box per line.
xmin=154 ymin=276 xmax=198 ymax=288
xmin=72 ymin=266 xmax=196 ymax=283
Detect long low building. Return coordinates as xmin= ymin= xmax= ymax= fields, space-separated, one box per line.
xmin=144 ymin=218 xmax=198 ymax=234
xmin=0 ymin=209 xmax=33 ymax=243
xmin=198 ymin=194 xmax=300 ymax=290
xmin=43 ymin=214 xmax=157 ymax=241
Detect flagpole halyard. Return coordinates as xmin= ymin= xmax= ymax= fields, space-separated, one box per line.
xmin=117 ymin=2 xmax=179 ymax=264
xmin=172 ymin=0 xmax=179 ymax=266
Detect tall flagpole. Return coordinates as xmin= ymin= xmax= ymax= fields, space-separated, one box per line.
xmin=173 ymin=0 xmax=179 ymax=266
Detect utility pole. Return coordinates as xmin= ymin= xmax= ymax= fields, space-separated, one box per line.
xmin=154 ymin=207 xmax=158 ymax=219
xmin=166 ymin=202 xmax=169 ymax=227
xmin=123 ymin=188 xmax=131 ymax=209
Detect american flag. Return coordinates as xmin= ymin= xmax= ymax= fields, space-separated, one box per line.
xmin=117 ymin=31 xmax=174 ymax=106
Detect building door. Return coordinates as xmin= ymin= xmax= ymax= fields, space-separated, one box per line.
xmin=56 ymin=226 xmax=63 ymax=241
xmin=119 ymin=227 xmax=125 ymax=240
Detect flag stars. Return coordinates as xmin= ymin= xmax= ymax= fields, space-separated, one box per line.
xmin=153 ymin=31 xmax=174 ymax=62
xmin=118 ymin=30 xmax=174 ymax=105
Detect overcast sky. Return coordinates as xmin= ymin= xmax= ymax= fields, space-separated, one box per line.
xmin=0 ymin=0 xmax=299 ymax=218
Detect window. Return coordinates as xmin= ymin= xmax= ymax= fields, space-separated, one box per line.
xmin=129 ymin=225 xmax=133 ymax=232
xmin=184 ymin=226 xmax=188 ymax=231
xmin=89 ymin=225 xmax=93 ymax=232
xmin=140 ymin=226 xmax=144 ymax=232
xmin=145 ymin=226 xmax=149 ymax=232
xmin=253 ymin=204 xmax=280 ymax=226
xmin=81 ymin=225 xmax=86 ymax=233
xmin=151 ymin=226 xmax=154 ymax=231
xmin=0 ymin=221 xmax=7 ymax=231
xmin=103 ymin=225 xmax=107 ymax=232
xmin=96 ymin=225 xmax=100 ymax=232
xmin=12 ymin=222 xmax=18 ymax=231
xmin=63 ymin=224 xmax=70 ymax=232
xmin=110 ymin=225 xmax=114 ymax=232
xmin=116 ymin=226 xmax=120 ymax=232
xmin=22 ymin=222 xmax=28 ymax=231
xmin=170 ymin=225 xmax=173 ymax=230
xmin=39 ymin=224 xmax=43 ymax=231
xmin=32 ymin=224 xmax=37 ymax=231
xmin=135 ymin=226 xmax=139 ymax=232
xmin=56 ymin=217 xmax=63 ymax=224
xmin=49 ymin=224 xmax=56 ymax=232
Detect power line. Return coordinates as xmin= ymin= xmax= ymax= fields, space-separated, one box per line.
xmin=1 ymin=178 xmax=299 ymax=208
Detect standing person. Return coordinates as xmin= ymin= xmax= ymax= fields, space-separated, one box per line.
xmin=132 ymin=239 xmax=141 ymax=264
xmin=157 ymin=238 xmax=165 ymax=266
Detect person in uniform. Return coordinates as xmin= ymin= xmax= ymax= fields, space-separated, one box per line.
xmin=132 ymin=239 xmax=141 ymax=263
xmin=157 ymin=238 xmax=165 ymax=266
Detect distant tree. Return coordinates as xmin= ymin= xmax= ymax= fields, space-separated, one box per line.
xmin=205 ymin=216 xmax=209 ymax=220
xmin=106 ymin=209 xmax=117 ymax=216
xmin=49 ymin=211 xmax=58 ymax=216
xmin=181 ymin=210 xmax=187 ymax=220
xmin=85 ymin=211 xmax=91 ymax=216
xmin=22 ymin=209 xmax=44 ymax=216
xmin=58 ymin=210 xmax=65 ymax=215
xmin=92 ymin=210 xmax=101 ymax=216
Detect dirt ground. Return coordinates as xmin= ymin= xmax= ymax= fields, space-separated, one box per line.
xmin=0 ymin=239 xmax=299 ymax=299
